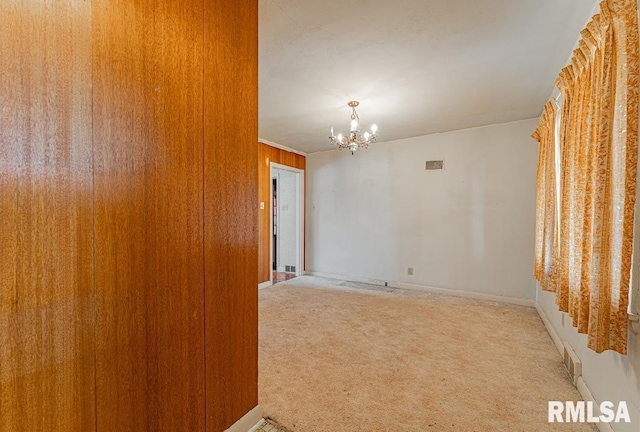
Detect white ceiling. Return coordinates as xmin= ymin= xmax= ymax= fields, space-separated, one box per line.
xmin=259 ymin=0 xmax=596 ymax=154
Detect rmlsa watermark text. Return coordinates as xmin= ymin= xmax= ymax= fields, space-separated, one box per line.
xmin=548 ymin=401 xmax=631 ymax=423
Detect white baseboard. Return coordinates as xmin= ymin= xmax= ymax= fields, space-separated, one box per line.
xmin=258 ymin=281 xmax=272 ymax=290
xmin=535 ymin=306 xmax=613 ymax=432
xmin=390 ymin=281 xmax=535 ymax=307
xmin=535 ymin=304 xmax=564 ymax=354
xmin=577 ymin=378 xmax=614 ymax=432
xmin=224 ymin=405 xmax=263 ymax=432
xmin=247 ymin=419 xmax=267 ymax=432
xmin=305 ymin=270 xmax=388 ymax=287
xmin=304 ymin=271 xmax=535 ymax=307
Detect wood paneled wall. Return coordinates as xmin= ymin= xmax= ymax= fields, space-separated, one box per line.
xmin=0 ymin=1 xmax=95 ymax=430
xmin=258 ymin=143 xmax=306 ymax=284
xmin=92 ymin=0 xmax=208 ymax=429
xmin=204 ymin=1 xmax=258 ymax=430
xmin=0 ymin=0 xmax=257 ymax=430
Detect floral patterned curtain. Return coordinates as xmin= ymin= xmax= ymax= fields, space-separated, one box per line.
xmin=532 ymin=101 xmax=558 ymax=290
xmin=532 ymin=0 xmax=639 ymax=354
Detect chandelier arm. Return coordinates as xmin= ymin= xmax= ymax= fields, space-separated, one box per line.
xmin=329 ymin=101 xmax=376 ymax=152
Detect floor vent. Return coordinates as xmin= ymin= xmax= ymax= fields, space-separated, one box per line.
xmin=563 ymin=342 xmax=582 ymax=385
xmin=285 ymin=265 xmax=296 ymax=273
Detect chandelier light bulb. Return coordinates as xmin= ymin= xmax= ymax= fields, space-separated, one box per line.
xmin=371 ymin=124 xmax=378 ymax=134
xmin=331 ymin=126 xmax=334 ymax=136
xmin=364 ymin=132 xmax=370 ymax=140
xmin=338 ymin=133 xmax=343 ymax=142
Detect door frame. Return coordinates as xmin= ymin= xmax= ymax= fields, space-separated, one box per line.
xmin=269 ymin=162 xmax=305 ymax=286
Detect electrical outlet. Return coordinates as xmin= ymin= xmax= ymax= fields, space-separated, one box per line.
xmin=407 ymin=267 xmax=414 ymax=276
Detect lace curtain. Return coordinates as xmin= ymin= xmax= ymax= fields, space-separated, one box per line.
xmin=532 ymin=0 xmax=639 ymax=354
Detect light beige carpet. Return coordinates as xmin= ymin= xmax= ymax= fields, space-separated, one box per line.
xmin=259 ymin=276 xmax=596 ymax=431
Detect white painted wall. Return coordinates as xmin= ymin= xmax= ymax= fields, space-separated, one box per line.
xmin=306 ymin=118 xmax=539 ymax=299
xmin=538 ymin=289 xmax=640 ymax=431
xmin=534 ymin=3 xmax=639 ymax=429
xmin=276 ymin=169 xmax=298 ymax=272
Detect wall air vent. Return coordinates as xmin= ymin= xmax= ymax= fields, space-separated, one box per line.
xmin=425 ymin=160 xmax=444 ymax=170
xmin=563 ymin=342 xmax=582 ymax=385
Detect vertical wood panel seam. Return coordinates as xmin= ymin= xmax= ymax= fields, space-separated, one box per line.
xmin=201 ymin=0 xmax=207 ymax=429
xmin=145 ymin=5 xmax=156 ymax=430
xmin=90 ymin=0 xmax=98 ymax=428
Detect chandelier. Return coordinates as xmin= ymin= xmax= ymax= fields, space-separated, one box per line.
xmin=329 ymin=101 xmax=378 ymax=154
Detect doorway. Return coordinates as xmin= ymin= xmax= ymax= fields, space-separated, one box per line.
xmin=270 ymin=163 xmax=304 ymax=285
